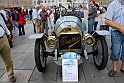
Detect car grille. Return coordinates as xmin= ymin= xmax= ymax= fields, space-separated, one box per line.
xmin=59 ymin=34 xmax=81 ymax=50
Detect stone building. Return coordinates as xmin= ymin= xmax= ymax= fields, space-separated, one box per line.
xmin=32 ymin=0 xmax=113 ymax=8
xmin=0 ymin=0 xmax=113 ymax=9
xmin=32 ymin=0 xmax=88 ymax=7
xmin=0 ymin=0 xmax=32 ymax=9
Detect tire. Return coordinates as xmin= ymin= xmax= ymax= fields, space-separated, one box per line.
xmin=93 ymin=35 xmax=108 ymax=70
xmin=34 ymin=39 xmax=46 ymax=72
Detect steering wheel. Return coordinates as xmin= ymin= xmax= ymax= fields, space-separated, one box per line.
xmin=53 ymin=6 xmax=67 ymax=24
xmin=56 ymin=6 xmax=67 ymax=17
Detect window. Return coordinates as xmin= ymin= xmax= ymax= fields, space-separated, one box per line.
xmin=52 ymin=0 xmax=54 ymax=2
xmin=41 ymin=0 xmax=43 ymax=3
xmin=7 ymin=0 xmax=9 ymax=3
xmin=10 ymin=0 xmax=13 ymax=4
xmin=59 ymin=0 xmax=61 ymax=2
xmin=48 ymin=0 xmax=50 ymax=3
xmin=45 ymin=0 xmax=46 ymax=3
xmin=34 ymin=1 xmax=36 ymax=4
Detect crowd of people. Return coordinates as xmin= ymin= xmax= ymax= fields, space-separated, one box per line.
xmin=0 ymin=0 xmax=124 ymax=82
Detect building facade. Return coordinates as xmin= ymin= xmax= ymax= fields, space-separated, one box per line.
xmin=0 ymin=0 xmax=32 ymax=9
xmin=32 ymin=0 xmax=113 ymax=7
xmin=0 ymin=0 xmax=113 ymax=9
xmin=32 ymin=0 xmax=88 ymax=7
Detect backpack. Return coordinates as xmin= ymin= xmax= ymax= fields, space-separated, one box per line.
xmin=0 ymin=13 xmax=7 ymax=24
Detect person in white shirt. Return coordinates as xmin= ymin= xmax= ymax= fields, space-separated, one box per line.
xmin=100 ymin=7 xmax=109 ymax=31
xmin=0 ymin=13 xmax=16 ymax=82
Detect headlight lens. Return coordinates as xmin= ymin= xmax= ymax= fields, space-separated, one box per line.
xmin=83 ymin=34 xmax=95 ymax=46
xmin=46 ymin=36 xmax=57 ymax=48
xmin=49 ymin=39 xmax=55 ymax=45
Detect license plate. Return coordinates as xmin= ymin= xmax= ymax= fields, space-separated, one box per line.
xmin=61 ymin=52 xmax=80 ymax=60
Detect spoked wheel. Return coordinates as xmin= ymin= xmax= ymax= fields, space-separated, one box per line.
xmin=34 ymin=38 xmax=47 ymax=72
xmin=93 ymin=35 xmax=108 ymax=70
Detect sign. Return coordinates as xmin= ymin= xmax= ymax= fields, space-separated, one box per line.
xmin=62 ymin=59 xmax=78 ymax=82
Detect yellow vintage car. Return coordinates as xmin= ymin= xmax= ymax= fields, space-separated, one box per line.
xmin=29 ymin=6 xmax=109 ymax=72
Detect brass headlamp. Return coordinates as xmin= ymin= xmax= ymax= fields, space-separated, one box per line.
xmin=46 ymin=36 xmax=57 ymax=48
xmin=83 ymin=34 xmax=95 ymax=46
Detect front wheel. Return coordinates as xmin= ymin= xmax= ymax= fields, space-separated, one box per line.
xmin=34 ymin=39 xmax=47 ymax=72
xmin=93 ymin=35 xmax=108 ymax=70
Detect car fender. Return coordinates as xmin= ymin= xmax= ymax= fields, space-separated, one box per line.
xmin=95 ymin=30 xmax=110 ymax=36
xmin=29 ymin=33 xmax=48 ymax=40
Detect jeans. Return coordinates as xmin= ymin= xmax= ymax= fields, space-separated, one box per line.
xmin=12 ymin=20 xmax=18 ymax=30
xmin=110 ymin=30 xmax=124 ymax=61
xmin=29 ymin=14 xmax=32 ymax=21
xmin=25 ymin=14 xmax=29 ymax=18
xmin=88 ymin=19 xmax=95 ymax=33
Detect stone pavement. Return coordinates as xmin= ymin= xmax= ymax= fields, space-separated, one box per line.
xmin=0 ymin=16 xmax=124 ymax=83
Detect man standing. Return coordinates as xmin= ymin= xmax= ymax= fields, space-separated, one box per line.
xmin=29 ymin=8 xmax=33 ymax=21
xmin=88 ymin=0 xmax=97 ymax=33
xmin=32 ymin=5 xmax=41 ymax=33
xmin=105 ymin=0 xmax=124 ymax=77
xmin=0 ymin=13 xmax=16 ymax=82
xmin=40 ymin=6 xmax=48 ymax=35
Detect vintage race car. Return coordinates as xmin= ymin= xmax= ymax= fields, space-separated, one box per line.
xmin=29 ymin=6 xmax=109 ymax=72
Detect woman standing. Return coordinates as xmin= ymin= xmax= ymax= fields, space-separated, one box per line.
xmin=17 ymin=8 xmax=26 ymax=36
xmin=100 ymin=7 xmax=109 ymax=31
xmin=79 ymin=5 xmax=84 ymax=18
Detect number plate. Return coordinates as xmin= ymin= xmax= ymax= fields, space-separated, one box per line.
xmin=61 ymin=52 xmax=80 ymax=60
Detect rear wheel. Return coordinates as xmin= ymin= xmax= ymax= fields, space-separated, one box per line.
xmin=93 ymin=35 xmax=108 ymax=70
xmin=34 ymin=39 xmax=46 ymax=72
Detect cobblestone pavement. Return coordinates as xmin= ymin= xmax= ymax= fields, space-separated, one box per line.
xmin=0 ymin=11 xmax=124 ymax=83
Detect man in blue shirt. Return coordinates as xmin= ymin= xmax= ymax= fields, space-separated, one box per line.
xmin=32 ymin=5 xmax=42 ymax=33
xmin=105 ymin=0 xmax=124 ymax=77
